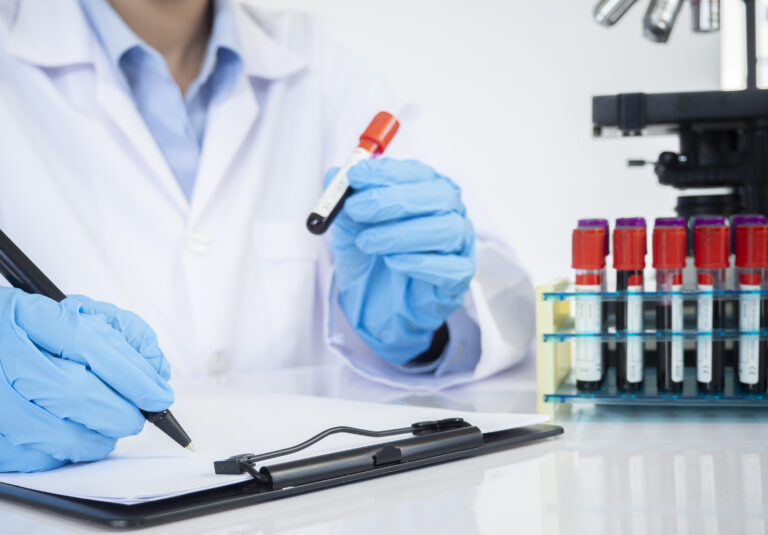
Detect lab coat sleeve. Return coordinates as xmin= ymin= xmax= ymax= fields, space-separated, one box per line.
xmin=316 ymin=27 xmax=535 ymax=391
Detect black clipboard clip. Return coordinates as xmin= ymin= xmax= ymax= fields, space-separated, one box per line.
xmin=214 ymin=418 xmax=484 ymax=490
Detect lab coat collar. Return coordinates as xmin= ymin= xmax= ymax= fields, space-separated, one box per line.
xmin=5 ymin=0 xmax=305 ymax=219
xmin=6 ymin=1 xmax=189 ymax=215
xmin=6 ymin=0 xmax=307 ymax=81
xmin=233 ymin=1 xmax=307 ymax=80
xmin=5 ymin=0 xmax=93 ymax=68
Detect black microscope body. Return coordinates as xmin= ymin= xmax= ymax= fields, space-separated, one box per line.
xmin=592 ymin=0 xmax=768 ymax=220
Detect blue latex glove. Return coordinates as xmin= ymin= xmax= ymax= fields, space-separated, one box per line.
xmin=0 ymin=288 xmax=173 ymax=472
xmin=328 ymin=158 xmax=476 ymax=364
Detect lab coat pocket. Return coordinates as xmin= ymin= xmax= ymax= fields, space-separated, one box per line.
xmin=232 ymin=220 xmax=328 ymax=371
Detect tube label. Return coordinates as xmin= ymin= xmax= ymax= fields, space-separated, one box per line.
xmin=627 ymin=283 xmax=643 ymax=383
xmin=697 ymin=282 xmax=713 ymax=383
xmin=671 ymin=284 xmax=684 ymax=383
xmin=575 ymin=283 xmax=602 ymax=382
xmin=310 ymin=147 xmax=371 ymax=218
xmin=739 ymin=283 xmax=761 ymax=385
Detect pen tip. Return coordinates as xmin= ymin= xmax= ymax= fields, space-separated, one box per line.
xmin=186 ymin=443 xmax=196 ymax=452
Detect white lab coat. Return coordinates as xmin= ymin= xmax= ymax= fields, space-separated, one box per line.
xmin=0 ymin=0 xmax=534 ymax=391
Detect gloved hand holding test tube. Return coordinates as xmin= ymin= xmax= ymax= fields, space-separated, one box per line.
xmin=308 ymin=111 xmax=476 ymax=364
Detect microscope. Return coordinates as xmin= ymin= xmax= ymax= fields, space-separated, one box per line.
xmin=591 ymin=0 xmax=768 ymax=220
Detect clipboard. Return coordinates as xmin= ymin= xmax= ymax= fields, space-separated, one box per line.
xmin=0 ymin=423 xmax=562 ymax=529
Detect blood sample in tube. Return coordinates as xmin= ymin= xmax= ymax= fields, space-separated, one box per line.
xmin=614 ymin=218 xmax=647 ymax=391
xmin=735 ymin=224 xmax=768 ymax=393
xmin=572 ymin=226 xmax=606 ymax=390
xmin=653 ymin=217 xmax=686 ymax=392
xmin=695 ymin=222 xmax=729 ymax=393
xmin=578 ymin=218 xmax=610 ymax=382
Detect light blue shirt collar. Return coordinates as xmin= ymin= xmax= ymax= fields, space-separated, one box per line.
xmin=78 ymin=0 xmax=243 ymax=96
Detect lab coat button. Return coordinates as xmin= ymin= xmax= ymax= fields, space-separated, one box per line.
xmin=186 ymin=231 xmax=211 ymax=254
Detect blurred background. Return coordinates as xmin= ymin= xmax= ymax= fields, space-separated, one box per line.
xmin=249 ymin=0 xmax=764 ymax=284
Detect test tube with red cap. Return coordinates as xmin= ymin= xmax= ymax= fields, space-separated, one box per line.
xmin=306 ymin=112 xmax=400 ymax=235
xmin=730 ymin=215 xmax=766 ymax=378
xmin=729 ymin=215 xmax=767 ymax=289
xmin=578 ymin=218 xmax=610 ymax=382
xmin=694 ymin=220 xmax=729 ymax=393
xmin=735 ymin=224 xmax=768 ymax=393
xmin=653 ymin=217 xmax=686 ymax=392
xmin=613 ymin=217 xmax=647 ymax=391
xmin=572 ymin=226 xmax=606 ymax=390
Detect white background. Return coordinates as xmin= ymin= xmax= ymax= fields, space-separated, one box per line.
xmin=251 ymin=0 xmax=722 ymax=284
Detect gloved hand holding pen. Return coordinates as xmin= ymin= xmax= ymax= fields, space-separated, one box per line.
xmin=328 ymin=158 xmax=476 ymax=364
xmin=0 ymin=289 xmax=173 ymax=472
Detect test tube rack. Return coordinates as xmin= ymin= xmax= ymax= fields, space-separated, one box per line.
xmin=535 ymin=277 xmax=768 ymax=417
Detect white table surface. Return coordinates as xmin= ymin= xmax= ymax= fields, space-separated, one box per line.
xmin=3 ymin=357 xmax=768 ymax=535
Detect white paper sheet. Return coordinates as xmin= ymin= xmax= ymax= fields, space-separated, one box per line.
xmin=0 ymin=386 xmax=547 ymax=504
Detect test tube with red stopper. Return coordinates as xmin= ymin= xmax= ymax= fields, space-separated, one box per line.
xmin=578 ymin=218 xmax=610 ymax=381
xmin=735 ymin=224 xmax=768 ymax=393
xmin=614 ymin=217 xmax=647 ymax=391
xmin=653 ymin=217 xmax=686 ymax=392
xmin=729 ymin=215 xmax=767 ymax=289
xmin=695 ymin=221 xmax=729 ymax=393
xmin=572 ymin=226 xmax=606 ymax=390
xmin=306 ymin=112 xmax=400 ymax=235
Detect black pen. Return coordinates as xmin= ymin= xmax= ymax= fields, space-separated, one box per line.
xmin=0 ymin=229 xmax=194 ymax=451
